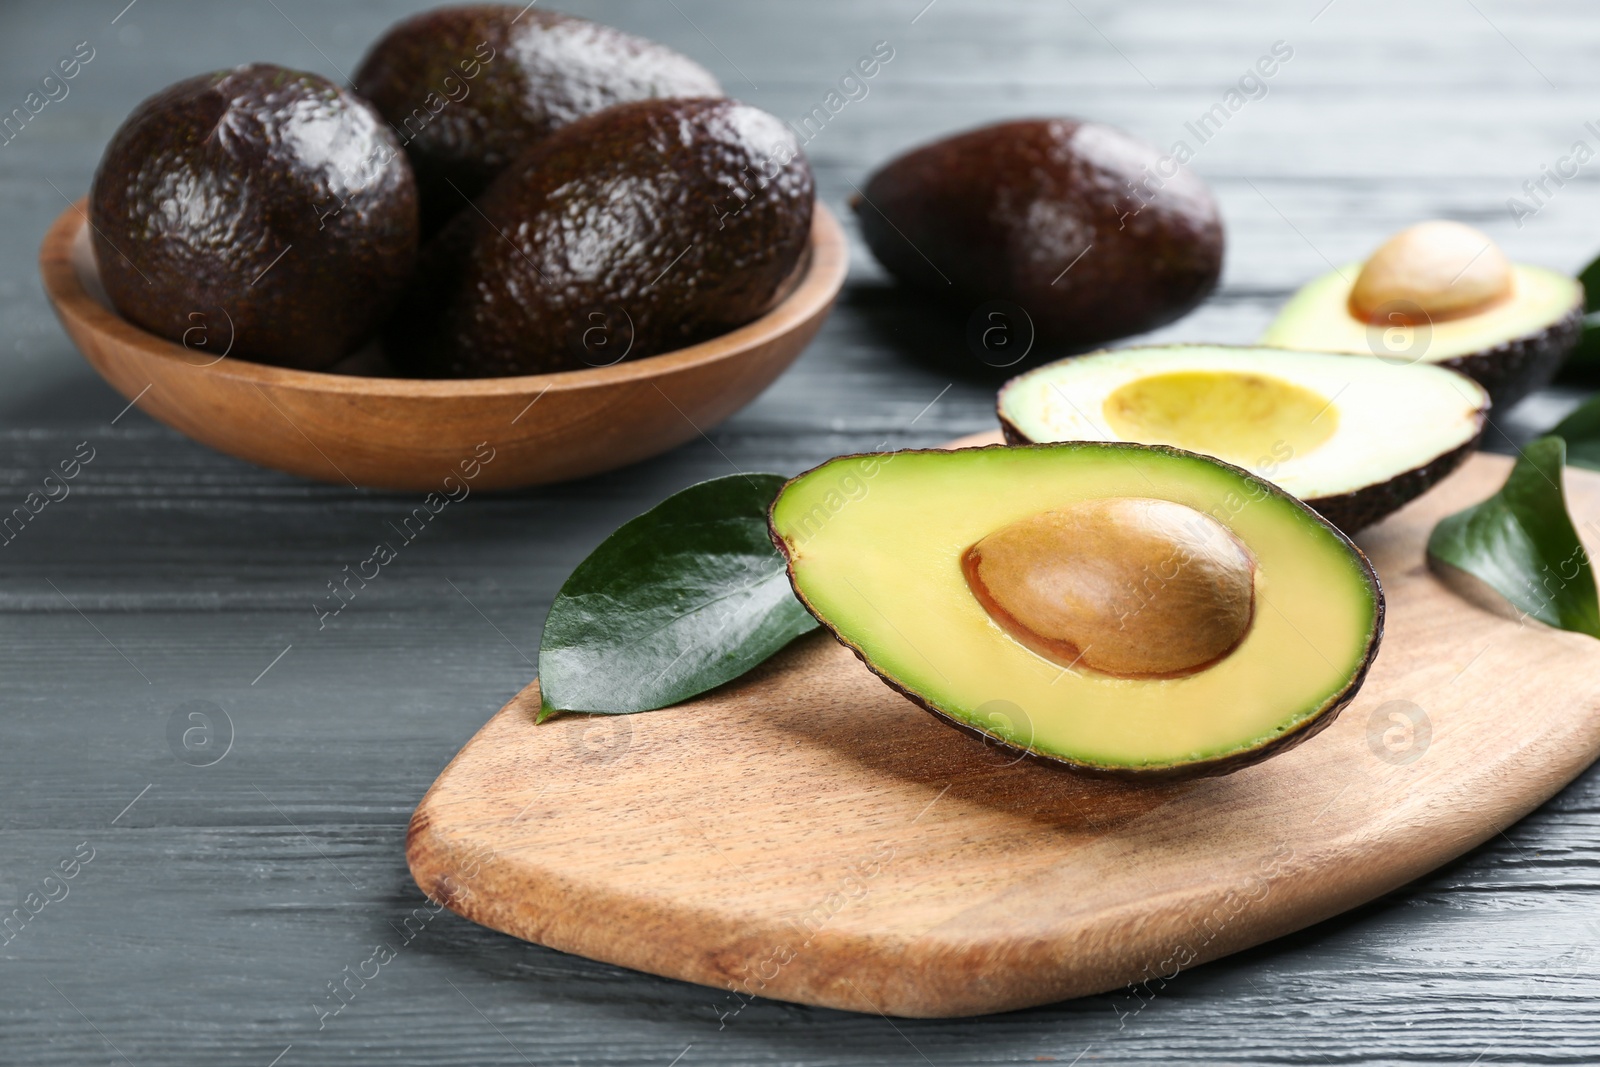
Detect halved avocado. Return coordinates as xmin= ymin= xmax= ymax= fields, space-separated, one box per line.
xmin=1262 ymin=220 xmax=1583 ymax=410
xmin=769 ymin=443 xmax=1384 ymax=778
xmin=998 ymin=344 xmax=1489 ymax=533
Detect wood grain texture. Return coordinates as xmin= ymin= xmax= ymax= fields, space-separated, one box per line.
xmin=7 ymin=0 xmax=1600 ymax=1063
xmin=39 ymin=200 xmax=847 ymax=490
xmin=408 ymin=450 xmax=1600 ymax=1017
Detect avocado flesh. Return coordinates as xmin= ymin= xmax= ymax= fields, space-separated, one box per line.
xmin=998 ymin=345 xmax=1488 ymax=534
xmin=770 ymin=444 xmax=1383 ymax=777
xmin=1261 ymin=263 xmax=1582 ymax=409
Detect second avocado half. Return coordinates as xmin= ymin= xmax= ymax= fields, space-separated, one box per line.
xmin=998 ymin=344 xmax=1489 ymax=534
xmin=1263 ymin=221 xmax=1583 ymax=410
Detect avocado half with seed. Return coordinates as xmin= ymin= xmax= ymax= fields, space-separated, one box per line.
xmin=769 ymin=442 xmax=1384 ymax=779
xmin=1262 ymin=220 xmax=1583 ymax=410
xmin=998 ymin=344 xmax=1490 ymax=534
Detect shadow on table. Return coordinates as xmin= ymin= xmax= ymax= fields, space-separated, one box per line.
xmin=841 ymin=282 xmax=1094 ymax=384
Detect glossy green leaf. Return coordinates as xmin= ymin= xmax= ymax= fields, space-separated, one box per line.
xmin=1579 ymin=253 xmax=1600 ymax=315
xmin=1549 ymin=394 xmax=1600 ymax=472
xmin=537 ymin=473 xmax=817 ymax=718
xmin=1427 ymin=436 xmax=1600 ymax=638
xmin=1565 ymin=318 xmax=1600 ymax=374
xmin=1557 ymin=254 xmax=1600 ymax=379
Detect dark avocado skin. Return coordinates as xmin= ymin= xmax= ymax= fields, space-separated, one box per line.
xmin=1439 ymin=301 xmax=1583 ymax=411
xmin=354 ymin=4 xmax=722 ymax=234
xmin=854 ymin=119 xmax=1223 ymax=347
xmin=1303 ymin=434 xmax=1480 ymax=535
xmin=90 ymin=63 xmax=418 ymax=371
xmin=768 ymin=442 xmax=1386 ymax=781
xmin=387 ymin=97 xmax=813 ymax=378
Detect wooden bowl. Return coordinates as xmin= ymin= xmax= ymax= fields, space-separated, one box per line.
xmin=40 ymin=199 xmax=847 ymax=490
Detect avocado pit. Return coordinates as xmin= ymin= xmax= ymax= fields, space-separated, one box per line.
xmin=1348 ymin=220 xmax=1513 ymax=325
xmin=962 ymin=497 xmax=1257 ymax=679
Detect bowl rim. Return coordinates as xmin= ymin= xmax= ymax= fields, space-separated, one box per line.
xmin=40 ymin=196 xmax=849 ymax=398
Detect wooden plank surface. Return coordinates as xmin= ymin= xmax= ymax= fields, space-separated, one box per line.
xmin=4 ymin=0 xmax=1600 ymax=1063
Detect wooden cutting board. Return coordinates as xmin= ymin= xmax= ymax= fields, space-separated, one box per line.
xmin=407 ymin=442 xmax=1600 ymax=1017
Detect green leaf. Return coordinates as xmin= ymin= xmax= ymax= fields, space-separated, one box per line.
xmin=1556 ymin=255 xmax=1600 ymax=380
xmin=1427 ymin=436 xmax=1600 ymax=638
xmin=1579 ymin=253 xmax=1600 ymax=315
xmin=537 ymin=473 xmax=817 ymax=717
xmin=1562 ymin=313 xmax=1600 ymax=377
xmin=1550 ymin=394 xmax=1600 ymax=472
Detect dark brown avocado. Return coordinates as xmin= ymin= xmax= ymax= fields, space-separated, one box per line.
xmin=854 ymin=119 xmax=1223 ymax=348
xmin=387 ymin=97 xmax=813 ymax=379
xmin=90 ymin=63 xmax=418 ymax=371
xmin=353 ymin=4 xmax=722 ymax=233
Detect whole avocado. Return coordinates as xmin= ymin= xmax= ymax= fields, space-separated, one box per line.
xmin=388 ymin=97 xmax=813 ymax=379
xmin=354 ymin=4 xmax=723 ymax=232
xmin=855 ymin=119 xmax=1223 ymax=348
xmin=90 ymin=63 xmax=418 ymax=370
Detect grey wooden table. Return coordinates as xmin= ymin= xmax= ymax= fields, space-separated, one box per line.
xmin=4 ymin=1 xmax=1599 ymax=1063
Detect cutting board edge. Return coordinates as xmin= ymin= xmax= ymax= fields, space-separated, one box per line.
xmin=405 ymin=672 xmax=1600 ymax=1017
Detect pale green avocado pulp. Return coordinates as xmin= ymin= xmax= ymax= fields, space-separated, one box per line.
xmin=998 ymin=345 xmax=1487 ymax=501
xmin=770 ymin=443 xmax=1382 ymax=774
xmin=1261 ymin=262 xmax=1581 ymax=361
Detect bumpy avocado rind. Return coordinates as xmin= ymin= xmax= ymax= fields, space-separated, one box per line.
xmin=354 ymin=4 xmax=722 ymax=233
xmin=387 ymin=97 xmax=813 ymax=378
xmin=769 ymin=442 xmax=1384 ymax=779
xmin=1436 ymin=303 xmax=1583 ymax=411
xmin=1263 ymin=257 xmax=1584 ymax=412
xmin=90 ymin=63 xmax=419 ymax=371
xmin=854 ymin=119 xmax=1223 ymax=349
xmin=996 ymin=344 xmax=1490 ymax=534
xmin=1299 ymin=436 xmax=1480 ymax=534
xmin=1001 ymin=417 xmax=1481 ymax=536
